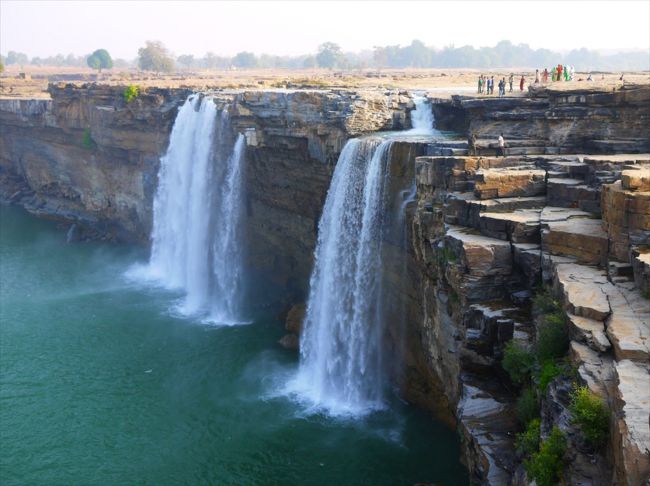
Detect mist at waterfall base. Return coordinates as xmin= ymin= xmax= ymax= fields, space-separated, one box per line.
xmin=287 ymin=96 xmax=438 ymax=416
xmin=127 ymin=95 xmax=247 ymax=325
xmin=0 ymin=206 xmax=467 ymax=485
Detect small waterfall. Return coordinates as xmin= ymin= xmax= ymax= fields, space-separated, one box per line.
xmin=409 ymin=95 xmax=435 ymax=135
xmin=135 ymin=94 xmax=247 ymax=324
xmin=294 ymin=138 xmax=393 ymax=414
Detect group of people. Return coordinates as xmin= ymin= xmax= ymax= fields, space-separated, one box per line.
xmin=538 ymin=64 xmax=576 ymax=83
xmin=477 ymin=74 xmax=527 ymax=96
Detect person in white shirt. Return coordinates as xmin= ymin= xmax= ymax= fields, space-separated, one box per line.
xmin=497 ymin=133 xmax=505 ymax=157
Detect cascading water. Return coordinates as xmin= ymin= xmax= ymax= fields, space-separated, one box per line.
xmin=292 ymin=95 xmax=436 ymax=415
xmin=131 ymin=94 xmax=247 ymax=324
xmin=409 ymin=94 xmax=436 ymax=135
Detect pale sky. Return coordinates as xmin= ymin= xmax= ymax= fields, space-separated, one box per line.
xmin=1 ymin=0 xmax=649 ymax=58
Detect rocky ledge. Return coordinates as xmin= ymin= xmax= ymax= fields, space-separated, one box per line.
xmin=0 ymin=84 xmax=411 ymax=290
xmin=429 ymin=83 xmax=650 ymax=154
xmin=411 ymin=150 xmax=649 ymax=484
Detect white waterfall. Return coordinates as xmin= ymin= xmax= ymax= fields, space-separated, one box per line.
xmin=132 ymin=94 xmax=247 ymax=324
xmin=291 ymin=95 xmax=436 ymax=415
xmin=409 ymin=95 xmax=436 ymax=135
xmin=293 ymin=138 xmax=392 ymax=414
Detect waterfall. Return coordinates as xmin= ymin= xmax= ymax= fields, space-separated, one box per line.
xmin=291 ymin=94 xmax=436 ymax=414
xmin=134 ymin=94 xmax=247 ymax=324
xmin=293 ymin=138 xmax=392 ymax=414
xmin=409 ymin=95 xmax=436 ymax=135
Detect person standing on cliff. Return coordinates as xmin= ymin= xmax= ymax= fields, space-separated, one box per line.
xmin=519 ymin=75 xmax=525 ymax=91
xmin=468 ymin=132 xmax=477 ymax=155
xmin=508 ymin=74 xmax=514 ymax=92
xmin=490 ymin=76 xmax=495 ymax=94
xmin=497 ymin=133 xmax=505 ymax=157
xmin=557 ymin=64 xmax=563 ymax=81
xmin=478 ymin=75 xmax=482 ymax=94
xmin=535 ymin=69 xmax=540 ymax=84
xmin=543 ymin=68 xmax=549 ymax=83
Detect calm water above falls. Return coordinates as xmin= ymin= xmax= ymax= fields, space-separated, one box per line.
xmin=0 ymin=206 xmax=467 ymax=485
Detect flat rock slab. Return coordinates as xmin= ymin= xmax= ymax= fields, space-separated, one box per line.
xmin=622 ymin=168 xmax=650 ymax=192
xmin=569 ymin=341 xmax=616 ymax=400
xmin=543 ymin=217 xmax=608 ymax=265
xmin=479 ymin=209 xmax=541 ymax=243
xmin=605 ymin=285 xmax=650 ymax=362
xmin=474 ymin=168 xmax=546 ymax=199
xmin=568 ymin=313 xmax=611 ymax=352
xmin=553 ymin=263 xmax=611 ymax=321
xmin=612 ymin=359 xmax=650 ymax=486
xmin=445 ymin=226 xmax=513 ymax=277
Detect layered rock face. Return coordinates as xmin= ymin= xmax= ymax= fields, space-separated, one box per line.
xmin=430 ymin=84 xmax=650 ymax=154
xmin=409 ymin=149 xmax=650 ymax=484
xmin=0 ymin=85 xmax=411 ymax=289
xmin=0 ymin=84 xmax=190 ymax=241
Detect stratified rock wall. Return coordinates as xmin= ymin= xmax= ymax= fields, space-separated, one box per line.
xmin=430 ymin=84 xmax=650 ymax=154
xmin=0 ymin=85 xmax=412 ymax=288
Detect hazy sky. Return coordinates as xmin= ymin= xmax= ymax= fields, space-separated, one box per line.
xmin=2 ymin=1 xmax=649 ymax=58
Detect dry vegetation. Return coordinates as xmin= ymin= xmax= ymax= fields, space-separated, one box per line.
xmin=1 ymin=64 xmax=648 ymax=99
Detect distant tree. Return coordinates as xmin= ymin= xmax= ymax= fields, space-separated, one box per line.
xmin=316 ymin=42 xmax=343 ymax=69
xmin=177 ymin=54 xmax=195 ymax=69
xmin=137 ymin=41 xmax=175 ymax=73
xmin=6 ymin=51 xmax=29 ymax=66
xmin=232 ymin=51 xmax=258 ymax=68
xmin=0 ymin=60 xmax=4 ymax=74
xmin=302 ymin=55 xmax=317 ymax=68
xmin=86 ymin=49 xmax=113 ymax=72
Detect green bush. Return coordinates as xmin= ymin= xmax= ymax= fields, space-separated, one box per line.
xmin=570 ymin=385 xmax=609 ymax=447
xmin=516 ymin=387 xmax=540 ymax=426
xmin=536 ymin=312 xmax=569 ymax=363
xmin=532 ymin=289 xmax=561 ymax=314
xmin=525 ymin=426 xmax=567 ymax=486
xmin=503 ymin=341 xmax=535 ymax=385
xmin=81 ymin=128 xmax=95 ymax=150
xmin=538 ymin=361 xmax=563 ymax=393
xmin=516 ymin=418 xmax=541 ymax=457
xmin=123 ymin=85 xmax=140 ymax=103
xmin=438 ymin=245 xmax=458 ymax=265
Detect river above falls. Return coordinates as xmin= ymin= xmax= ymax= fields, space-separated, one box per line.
xmin=0 ymin=205 xmax=468 ymax=485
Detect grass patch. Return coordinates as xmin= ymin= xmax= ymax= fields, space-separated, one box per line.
xmin=570 ymin=385 xmax=609 ymax=447
xmin=536 ymin=312 xmax=569 ymax=363
xmin=438 ymin=245 xmax=458 ymax=265
xmin=81 ymin=128 xmax=95 ymax=150
xmin=525 ymin=426 xmax=567 ymax=486
xmin=537 ymin=360 xmax=564 ymax=393
xmin=503 ymin=341 xmax=534 ymax=386
xmin=516 ymin=418 xmax=541 ymax=457
xmin=532 ymin=289 xmax=561 ymax=314
xmin=516 ymin=387 xmax=540 ymax=426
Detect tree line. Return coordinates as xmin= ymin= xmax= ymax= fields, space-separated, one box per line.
xmin=2 ymin=39 xmax=648 ymax=72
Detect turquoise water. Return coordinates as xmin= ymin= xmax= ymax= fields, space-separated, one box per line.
xmin=0 ymin=205 xmax=467 ymax=485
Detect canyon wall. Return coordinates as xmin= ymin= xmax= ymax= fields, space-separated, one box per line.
xmin=0 ymin=85 xmax=411 ymax=290
xmin=2 ymin=83 xmax=648 ymax=485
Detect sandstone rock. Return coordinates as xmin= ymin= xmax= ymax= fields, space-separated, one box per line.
xmin=474 ymin=168 xmax=546 ymax=199
xmin=542 ymin=217 xmax=608 ymax=265
xmin=568 ymin=313 xmax=611 ymax=353
xmin=285 ymin=303 xmax=306 ymax=335
xmin=457 ymin=383 xmax=517 ymax=485
xmin=479 ymin=209 xmax=541 ymax=243
xmin=611 ymin=360 xmax=650 ymax=486
xmin=278 ymin=333 xmax=299 ymax=350
xmin=553 ymin=263 xmax=611 ymax=321
xmin=622 ymin=168 xmax=650 ymax=192
xmin=569 ymin=341 xmax=616 ymax=400
xmin=601 ymin=180 xmax=650 ymax=262
xmin=632 ymin=248 xmax=650 ymax=294
xmin=605 ymin=286 xmax=650 ymax=362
